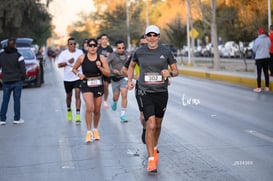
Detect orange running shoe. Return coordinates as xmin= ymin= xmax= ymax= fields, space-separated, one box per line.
xmin=93 ymin=129 xmax=100 ymax=140
xmin=154 ymin=149 xmax=159 ymax=166
xmin=85 ymin=132 xmax=92 ymax=143
xmin=147 ymin=158 xmax=157 ymax=173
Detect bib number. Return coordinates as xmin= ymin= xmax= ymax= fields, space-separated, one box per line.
xmin=144 ymin=73 xmax=164 ymax=84
xmin=87 ymin=77 xmax=102 ymax=87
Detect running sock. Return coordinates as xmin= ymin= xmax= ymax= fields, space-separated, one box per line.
xmin=120 ymin=108 xmax=126 ymax=116
xmin=67 ymin=106 xmax=71 ymax=111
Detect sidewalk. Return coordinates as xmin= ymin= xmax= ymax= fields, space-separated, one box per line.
xmin=177 ymin=63 xmax=273 ymax=91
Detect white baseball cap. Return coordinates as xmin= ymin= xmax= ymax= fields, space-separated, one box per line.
xmin=145 ymin=25 xmax=160 ymax=35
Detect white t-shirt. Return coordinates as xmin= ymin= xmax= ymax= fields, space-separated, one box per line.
xmin=57 ymin=48 xmax=83 ymax=81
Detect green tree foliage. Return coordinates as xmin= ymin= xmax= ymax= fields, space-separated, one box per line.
xmin=164 ymin=15 xmax=186 ymax=49
xmin=0 ymin=0 xmax=52 ymax=46
xmin=65 ymin=0 xmax=271 ymax=49
xmin=69 ymin=30 xmax=90 ymax=47
xmin=71 ymin=1 xmax=145 ymax=47
xmin=196 ymin=0 xmax=268 ymax=43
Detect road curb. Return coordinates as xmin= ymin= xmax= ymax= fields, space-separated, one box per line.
xmin=178 ymin=68 xmax=273 ymax=91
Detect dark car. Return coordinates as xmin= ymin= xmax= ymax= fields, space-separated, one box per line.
xmin=0 ymin=39 xmax=42 ymax=87
xmin=163 ymin=44 xmax=178 ymax=57
xmin=245 ymin=41 xmax=255 ymax=59
xmin=1 ymin=38 xmax=33 ymax=48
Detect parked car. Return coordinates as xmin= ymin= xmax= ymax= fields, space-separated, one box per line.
xmin=0 ymin=38 xmax=42 ymax=87
xmin=163 ymin=44 xmax=178 ymax=57
xmin=220 ymin=41 xmax=241 ymax=58
xmin=1 ymin=38 xmax=33 ymax=48
xmin=181 ymin=45 xmax=200 ymax=57
xmin=245 ymin=41 xmax=255 ymax=59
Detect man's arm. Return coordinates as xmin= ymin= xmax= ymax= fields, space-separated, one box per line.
xmin=169 ymin=63 xmax=179 ymax=77
xmin=127 ymin=60 xmax=136 ymax=90
xmin=18 ymin=55 xmax=26 ymax=80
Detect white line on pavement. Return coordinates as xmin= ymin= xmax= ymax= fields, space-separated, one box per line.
xmin=246 ymin=130 xmax=273 ymax=144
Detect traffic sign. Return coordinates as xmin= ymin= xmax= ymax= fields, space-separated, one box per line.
xmin=189 ymin=28 xmax=199 ymax=39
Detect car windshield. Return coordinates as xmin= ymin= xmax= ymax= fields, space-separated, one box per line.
xmin=18 ymin=49 xmax=35 ymax=60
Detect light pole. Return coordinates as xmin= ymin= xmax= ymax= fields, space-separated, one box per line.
xmin=126 ymin=0 xmax=131 ymax=50
xmin=146 ymin=0 xmax=149 ymax=27
xmin=268 ymin=0 xmax=271 ymax=31
xmin=186 ymin=0 xmax=191 ymax=65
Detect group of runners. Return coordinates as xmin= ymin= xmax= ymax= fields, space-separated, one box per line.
xmin=57 ymin=25 xmax=179 ymax=173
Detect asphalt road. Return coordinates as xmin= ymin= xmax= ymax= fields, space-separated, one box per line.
xmin=0 ymin=61 xmax=272 ymax=181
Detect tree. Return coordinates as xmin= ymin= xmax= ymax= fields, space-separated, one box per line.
xmin=197 ymin=0 xmax=220 ymax=69
xmin=0 ymin=0 xmax=52 ymax=46
xmin=95 ymin=3 xmax=145 ymax=46
xmin=210 ymin=0 xmax=220 ymax=70
xmin=69 ymin=30 xmax=90 ymax=46
xmin=164 ymin=14 xmax=186 ymax=49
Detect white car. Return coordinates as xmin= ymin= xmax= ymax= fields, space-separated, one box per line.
xmin=220 ymin=41 xmax=241 ymax=58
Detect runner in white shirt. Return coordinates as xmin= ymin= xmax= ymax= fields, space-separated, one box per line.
xmin=57 ymin=37 xmax=83 ymax=124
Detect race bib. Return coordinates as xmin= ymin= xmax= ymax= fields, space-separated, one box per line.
xmin=87 ymin=77 xmax=102 ymax=87
xmin=144 ymin=73 xmax=164 ymax=84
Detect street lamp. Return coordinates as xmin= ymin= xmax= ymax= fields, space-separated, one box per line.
xmin=126 ymin=0 xmax=131 ymax=50
xmin=146 ymin=0 xmax=149 ymax=27
xmin=268 ymin=0 xmax=271 ymax=31
xmin=186 ymin=0 xmax=191 ymax=65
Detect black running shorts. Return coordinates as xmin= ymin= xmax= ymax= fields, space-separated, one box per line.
xmin=81 ymin=80 xmax=104 ymax=97
xmin=139 ymin=91 xmax=168 ymax=121
xmin=64 ymin=80 xmax=81 ymax=93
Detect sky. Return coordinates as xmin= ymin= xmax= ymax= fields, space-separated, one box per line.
xmin=48 ymin=0 xmax=95 ymax=37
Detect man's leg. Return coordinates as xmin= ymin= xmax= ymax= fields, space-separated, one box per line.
xmin=141 ymin=112 xmax=146 ymax=144
xmin=66 ymin=91 xmax=73 ymax=121
xmin=140 ymin=93 xmax=158 ymax=172
xmin=13 ymin=81 xmax=23 ymax=121
xmin=64 ymin=81 xmax=73 ymax=121
xmin=103 ymin=80 xmax=110 ymax=108
xmin=120 ymin=87 xmax=128 ymax=121
xmin=146 ymin=115 xmax=156 ymax=157
xmin=74 ymin=87 xmax=81 ymax=122
xmin=0 ymin=83 xmax=12 ymax=122
xmin=111 ymin=81 xmax=119 ymax=111
xmin=146 ymin=115 xmax=157 ymax=172
xmin=154 ymin=117 xmax=163 ymax=147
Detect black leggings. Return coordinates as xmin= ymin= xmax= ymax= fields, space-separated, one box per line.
xmin=270 ymin=54 xmax=273 ymax=76
xmin=255 ymin=58 xmax=269 ymax=87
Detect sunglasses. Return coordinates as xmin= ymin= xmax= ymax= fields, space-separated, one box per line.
xmin=69 ymin=43 xmax=76 ymax=45
xmin=88 ymin=44 xmax=98 ymax=48
xmin=146 ymin=33 xmax=159 ymax=37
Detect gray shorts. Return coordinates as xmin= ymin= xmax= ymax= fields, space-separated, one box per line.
xmin=111 ymin=78 xmax=128 ymax=92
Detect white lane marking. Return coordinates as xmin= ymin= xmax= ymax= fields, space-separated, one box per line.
xmin=59 ymin=136 xmax=75 ymax=169
xmin=246 ymin=130 xmax=273 ymax=144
